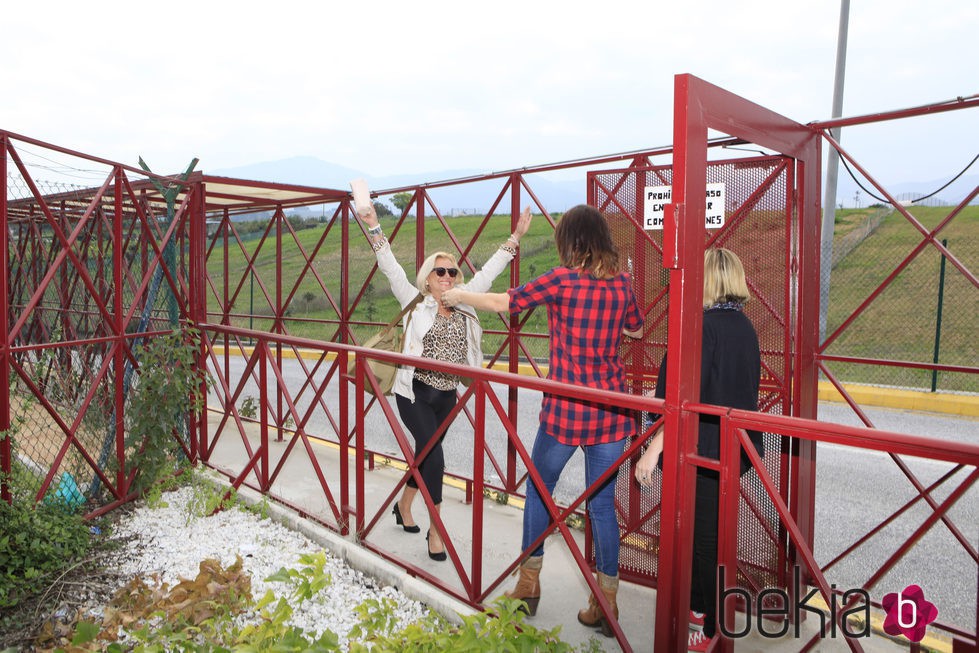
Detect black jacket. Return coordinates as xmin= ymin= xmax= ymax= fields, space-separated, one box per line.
xmin=654 ymin=307 xmax=763 ymax=466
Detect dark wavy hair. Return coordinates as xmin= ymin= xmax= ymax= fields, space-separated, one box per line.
xmin=554 ymin=204 xmax=620 ymax=279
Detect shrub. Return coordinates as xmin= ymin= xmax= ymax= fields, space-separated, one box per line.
xmin=0 ymin=498 xmax=92 ymax=617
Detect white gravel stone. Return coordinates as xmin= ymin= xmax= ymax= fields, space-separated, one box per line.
xmin=109 ymin=486 xmax=430 ymax=646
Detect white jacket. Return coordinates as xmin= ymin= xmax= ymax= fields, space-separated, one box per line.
xmin=374 ymin=240 xmax=515 ymax=402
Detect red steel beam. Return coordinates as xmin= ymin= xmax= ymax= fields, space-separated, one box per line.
xmin=811 ymin=94 xmax=979 ymax=130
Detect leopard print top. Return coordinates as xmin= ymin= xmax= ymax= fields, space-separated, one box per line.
xmin=414 ymin=311 xmax=468 ymax=390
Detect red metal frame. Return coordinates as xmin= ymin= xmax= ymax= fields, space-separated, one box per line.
xmin=649 ymin=75 xmax=824 ymax=652
xmin=193 ymin=324 xmax=979 ymax=652
xmin=2 ymin=80 xmax=976 ymax=652
xmin=2 ymin=135 xmax=204 ymax=510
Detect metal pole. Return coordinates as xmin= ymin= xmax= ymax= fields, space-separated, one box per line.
xmin=931 ymin=239 xmax=948 ymax=392
xmin=1 ymin=134 xmax=11 ymax=504
xmin=819 ymin=0 xmax=850 ymax=341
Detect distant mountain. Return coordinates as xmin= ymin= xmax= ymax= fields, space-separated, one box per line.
xmin=211 ymin=156 xmax=976 ymax=214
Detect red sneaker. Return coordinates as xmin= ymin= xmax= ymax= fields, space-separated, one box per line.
xmin=688 ymin=610 xmax=706 ymax=630
xmin=688 ymin=629 xmax=713 ymax=652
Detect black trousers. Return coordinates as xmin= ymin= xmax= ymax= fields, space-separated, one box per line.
xmin=691 ymin=470 xmax=720 ymax=638
xmin=395 ymin=379 xmax=457 ymax=506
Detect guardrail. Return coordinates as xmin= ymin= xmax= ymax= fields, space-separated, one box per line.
xmin=199 ymin=324 xmax=979 ymax=652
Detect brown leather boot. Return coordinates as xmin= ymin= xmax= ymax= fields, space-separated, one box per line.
xmin=577 ymin=572 xmax=619 ymax=637
xmin=503 ymin=555 xmax=543 ymax=616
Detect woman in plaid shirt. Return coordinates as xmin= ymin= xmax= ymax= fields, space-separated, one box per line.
xmin=442 ymin=204 xmax=643 ymax=637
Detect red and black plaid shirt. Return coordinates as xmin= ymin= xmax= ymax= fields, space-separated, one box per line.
xmin=509 ymin=267 xmax=643 ymax=446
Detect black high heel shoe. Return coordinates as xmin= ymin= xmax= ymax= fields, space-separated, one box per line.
xmin=426 ymin=531 xmax=447 ymax=561
xmin=392 ymin=503 xmax=420 ymax=533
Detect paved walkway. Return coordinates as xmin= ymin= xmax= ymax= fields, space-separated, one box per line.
xmin=206 ymin=413 xmax=919 ymax=653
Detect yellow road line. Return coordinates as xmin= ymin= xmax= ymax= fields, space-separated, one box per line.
xmin=211 ymin=346 xmax=977 ymax=417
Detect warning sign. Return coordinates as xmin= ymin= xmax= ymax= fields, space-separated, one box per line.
xmin=643 ymin=183 xmax=726 ymax=230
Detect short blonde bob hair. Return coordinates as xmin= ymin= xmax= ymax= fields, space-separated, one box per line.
xmin=416 ymin=251 xmax=464 ymax=295
xmin=703 ymin=247 xmax=750 ymax=308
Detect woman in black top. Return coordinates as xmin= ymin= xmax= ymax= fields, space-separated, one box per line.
xmin=635 ymin=247 xmax=762 ymax=652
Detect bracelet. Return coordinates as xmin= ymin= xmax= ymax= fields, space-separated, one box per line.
xmin=367 ymin=224 xmax=383 ymax=236
xmin=371 ymin=236 xmax=388 ymax=252
xmin=500 ymin=243 xmax=517 ymax=256
xmin=506 ymin=234 xmax=519 ymax=246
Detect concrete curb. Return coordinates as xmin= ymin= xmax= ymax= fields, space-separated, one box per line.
xmin=818 ymin=381 xmax=979 ymax=417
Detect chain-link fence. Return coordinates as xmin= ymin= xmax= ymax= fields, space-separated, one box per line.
xmin=822 ymin=203 xmax=978 ymax=393
xmin=5 ymin=155 xmax=184 ymax=510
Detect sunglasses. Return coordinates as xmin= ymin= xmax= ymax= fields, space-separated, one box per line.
xmin=432 ymin=267 xmax=459 ymax=278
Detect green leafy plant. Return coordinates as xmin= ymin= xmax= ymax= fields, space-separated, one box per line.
xmin=0 ymin=493 xmax=93 ymax=619
xmin=349 ymin=597 xmax=597 ymax=652
xmin=142 ymin=467 xmax=189 ymax=509
xmin=265 ymin=551 xmax=332 ymax=602
xmin=348 ymin=596 xmax=416 ymax=643
xmin=183 ymin=472 xmax=242 ymax=523
xmin=124 ymin=326 xmax=212 ymax=495
xmin=248 ymin=495 xmax=271 ymax=520
xmin=240 ymin=396 xmax=258 ymax=419
xmin=55 ymin=547 xmax=596 ymax=652
xmin=226 ymin=552 xmax=341 ymax=651
xmin=483 ymin=487 xmax=510 ymax=506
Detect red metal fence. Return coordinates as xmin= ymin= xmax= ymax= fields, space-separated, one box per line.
xmin=3 ymin=75 xmax=977 ymax=652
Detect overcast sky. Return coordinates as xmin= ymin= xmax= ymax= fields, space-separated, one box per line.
xmin=4 ymin=0 xmax=977 ymax=190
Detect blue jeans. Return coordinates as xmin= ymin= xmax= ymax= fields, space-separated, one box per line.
xmin=522 ymin=426 xmax=625 ymax=576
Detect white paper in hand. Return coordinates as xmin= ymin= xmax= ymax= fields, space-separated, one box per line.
xmin=350 ymin=178 xmax=371 ymax=216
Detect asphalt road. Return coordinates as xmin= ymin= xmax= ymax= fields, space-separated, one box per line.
xmin=814 ymin=403 xmax=977 ymax=632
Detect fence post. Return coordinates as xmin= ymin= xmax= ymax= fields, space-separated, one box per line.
xmin=931 ymin=238 xmax=948 ymax=392
xmin=0 ymin=133 xmax=9 ymax=505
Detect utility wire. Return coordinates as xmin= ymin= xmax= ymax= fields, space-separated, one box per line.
xmin=840 ymin=152 xmax=979 ymax=205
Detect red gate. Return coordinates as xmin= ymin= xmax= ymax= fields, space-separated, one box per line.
xmin=591 ymin=153 xmax=798 ymax=609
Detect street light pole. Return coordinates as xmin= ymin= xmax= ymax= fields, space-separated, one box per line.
xmin=819 ymin=0 xmax=850 ymax=340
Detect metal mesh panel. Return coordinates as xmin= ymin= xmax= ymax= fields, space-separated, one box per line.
xmin=593 ymin=158 xmax=790 ymax=596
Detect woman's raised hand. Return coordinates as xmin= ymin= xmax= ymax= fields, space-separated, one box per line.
xmin=513 ymin=206 xmax=533 ymax=240
xmin=358 ymin=203 xmax=379 ymax=229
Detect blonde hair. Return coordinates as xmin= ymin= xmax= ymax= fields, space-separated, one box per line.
xmin=703 ymin=247 xmax=750 ymax=308
xmin=416 ymin=251 xmax=464 ymax=295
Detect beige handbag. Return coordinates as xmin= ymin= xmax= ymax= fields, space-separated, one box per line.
xmin=349 ymin=294 xmax=422 ymax=396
